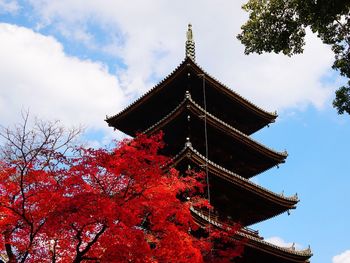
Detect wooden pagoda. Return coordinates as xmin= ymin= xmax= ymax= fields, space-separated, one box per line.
xmin=106 ymin=24 xmax=312 ymax=263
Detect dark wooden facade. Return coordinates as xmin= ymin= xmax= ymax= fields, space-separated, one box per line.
xmin=106 ymin=25 xmax=312 ymax=262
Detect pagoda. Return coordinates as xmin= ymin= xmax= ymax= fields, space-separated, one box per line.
xmin=106 ymin=24 xmax=312 ymax=262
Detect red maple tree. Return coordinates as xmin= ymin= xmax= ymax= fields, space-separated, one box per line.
xmin=0 ymin=115 xmax=243 ymax=262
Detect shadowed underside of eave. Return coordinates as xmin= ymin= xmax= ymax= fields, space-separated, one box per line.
xmin=171 ymin=145 xmax=297 ymax=226
xmin=106 ymin=57 xmax=277 ymax=136
xmin=144 ymin=94 xmax=286 ymax=178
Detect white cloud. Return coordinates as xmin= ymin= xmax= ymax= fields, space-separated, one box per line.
xmin=333 ymin=250 xmax=350 ymax=263
xmin=0 ymin=0 xmax=19 ymax=14
xmin=0 ymin=1 xmax=342 ymax=147
xmin=0 ymin=23 xmax=127 ymax=137
xmin=265 ymin=236 xmax=301 ymax=250
xmin=26 ymin=0 xmax=337 ymax=113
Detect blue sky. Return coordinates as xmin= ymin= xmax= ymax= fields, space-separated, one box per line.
xmin=0 ymin=1 xmax=349 ymax=262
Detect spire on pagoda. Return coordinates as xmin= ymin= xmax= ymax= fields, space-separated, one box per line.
xmin=186 ymin=24 xmax=196 ymax=61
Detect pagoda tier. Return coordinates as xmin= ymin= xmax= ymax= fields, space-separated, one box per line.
xmin=144 ymin=92 xmax=286 ymax=178
xmin=106 ymin=57 xmax=276 ymax=136
xmin=171 ymin=144 xmax=297 ymax=226
xmin=191 ymin=208 xmax=312 ymax=263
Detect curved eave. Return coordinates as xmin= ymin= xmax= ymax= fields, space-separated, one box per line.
xmin=240 ymin=232 xmax=312 ymax=262
xmin=174 ymin=145 xmax=297 ymax=207
xmin=105 ymin=58 xmax=189 ymax=127
xmin=188 ymin=58 xmax=277 ymax=122
xmin=105 ymin=57 xmax=277 ymax=131
xmin=191 ymin=208 xmax=312 ymax=262
xmin=171 ymin=145 xmax=297 ymax=226
xmin=144 ymin=93 xmax=287 ymax=162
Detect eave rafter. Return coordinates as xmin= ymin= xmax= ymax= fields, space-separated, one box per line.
xmin=144 ymin=92 xmax=287 ymax=162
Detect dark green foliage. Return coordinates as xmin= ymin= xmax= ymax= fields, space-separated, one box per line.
xmin=237 ymin=0 xmax=306 ymax=56
xmin=238 ymin=0 xmax=350 ymax=115
xmin=333 ymin=84 xmax=350 ymax=114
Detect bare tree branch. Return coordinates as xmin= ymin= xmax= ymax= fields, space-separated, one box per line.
xmin=0 ymin=111 xmax=84 ymax=262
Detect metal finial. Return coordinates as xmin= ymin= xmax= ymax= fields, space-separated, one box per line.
xmin=185 ymin=24 xmax=196 ymax=61
xmin=187 ymin=24 xmax=193 ymax=41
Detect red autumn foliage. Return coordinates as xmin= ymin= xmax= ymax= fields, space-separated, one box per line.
xmin=0 ymin=119 xmax=243 ymax=262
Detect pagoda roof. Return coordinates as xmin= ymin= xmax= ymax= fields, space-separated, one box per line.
xmin=145 ymin=93 xmax=287 ymax=177
xmin=106 ymin=57 xmax=277 ymax=136
xmin=190 ymin=207 xmax=312 ymax=263
xmin=171 ymin=144 xmax=297 ymax=226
